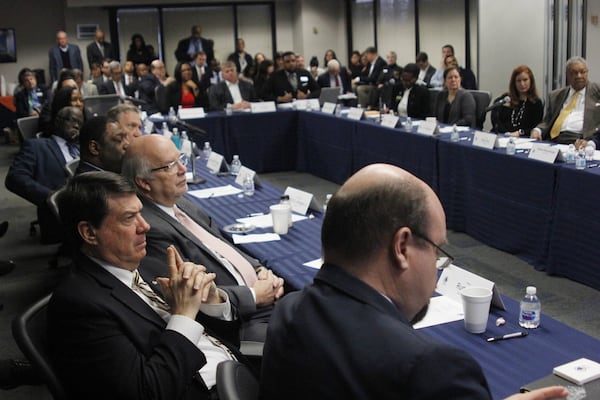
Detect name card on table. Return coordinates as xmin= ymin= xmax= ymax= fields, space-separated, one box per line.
xmin=381 ymin=114 xmax=400 ymax=128
xmin=178 ymin=107 xmax=205 ymax=119
xmin=295 ymin=99 xmax=320 ymax=110
xmin=284 ymin=186 xmax=322 ymax=215
xmin=206 ymin=152 xmax=229 ymax=174
xmin=235 ymin=166 xmax=261 ymax=188
xmin=251 ymin=101 xmax=277 ymax=113
xmin=347 ymin=107 xmax=364 ymax=121
xmin=436 ymin=264 xmax=506 ymax=310
xmin=321 ymin=102 xmax=336 ymax=114
xmin=417 ymin=120 xmax=437 ymax=136
xmin=472 ymin=131 xmax=498 ymax=150
xmin=529 ymin=143 xmax=559 ymax=164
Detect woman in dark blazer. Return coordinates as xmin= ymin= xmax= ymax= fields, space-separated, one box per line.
xmin=491 ymin=65 xmax=543 ymax=136
xmin=434 ymin=66 xmax=476 ymax=128
xmin=158 ymin=62 xmax=208 ymax=114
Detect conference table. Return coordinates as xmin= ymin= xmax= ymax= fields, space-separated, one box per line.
xmin=186 ymin=164 xmax=600 ymax=400
xmin=181 ymin=108 xmax=600 ymax=292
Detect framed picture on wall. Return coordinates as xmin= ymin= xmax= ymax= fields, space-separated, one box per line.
xmin=0 ymin=28 xmax=16 ymax=63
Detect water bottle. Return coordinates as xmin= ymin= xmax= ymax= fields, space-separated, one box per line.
xmin=202 ymin=142 xmax=212 ymax=160
xmin=323 ymin=193 xmax=333 ymax=213
xmin=450 ymin=124 xmax=459 ymax=142
xmin=161 ymin=122 xmax=171 ymax=139
xmin=405 ymin=117 xmax=413 ymax=131
xmin=230 ymin=155 xmax=241 ymax=176
xmin=171 ymin=127 xmax=181 ymax=150
xmin=576 ymin=149 xmax=586 ymax=170
xmin=566 ymin=144 xmax=576 ymax=164
xmin=335 ymin=104 xmax=343 ymax=117
xmin=242 ymin=174 xmax=255 ymax=196
xmin=280 ymin=195 xmax=293 ymax=227
xmin=585 ymin=142 xmax=595 ymax=161
xmin=506 ymin=137 xmax=516 ymax=155
xmin=519 ymin=286 xmax=541 ymax=329
xmin=168 ymin=106 xmax=176 ymax=120
xmin=225 ymin=103 xmax=233 ymax=116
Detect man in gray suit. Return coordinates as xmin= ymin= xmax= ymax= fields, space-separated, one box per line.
xmin=208 ymin=61 xmax=256 ymax=111
xmin=48 ymin=30 xmax=83 ymax=83
xmin=122 ymin=134 xmax=284 ymax=341
xmin=531 ymin=56 xmax=600 ymax=146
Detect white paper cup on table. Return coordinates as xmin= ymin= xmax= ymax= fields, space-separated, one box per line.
xmin=270 ymin=204 xmax=290 ymax=235
xmin=460 ymin=286 xmax=493 ymax=333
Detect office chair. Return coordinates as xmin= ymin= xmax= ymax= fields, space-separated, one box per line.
xmin=16 ymin=116 xmax=41 ymax=141
xmin=469 ymin=90 xmax=492 ymax=130
xmin=12 ymin=294 xmax=67 ymax=400
xmin=83 ymin=94 xmax=121 ymax=119
xmin=216 ymin=360 xmax=259 ymax=400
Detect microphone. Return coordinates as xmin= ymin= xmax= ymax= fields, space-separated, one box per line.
xmin=120 ymin=95 xmax=147 ymax=106
xmin=485 ymin=96 xmax=511 ymax=112
xmin=167 ymin=115 xmax=207 ymax=137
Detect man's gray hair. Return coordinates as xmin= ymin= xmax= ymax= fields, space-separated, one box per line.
xmin=327 ymin=59 xmax=340 ymax=70
xmin=109 ymin=60 xmax=121 ymax=72
xmin=566 ymin=56 xmax=587 ymax=72
xmin=121 ymin=150 xmax=154 ymax=186
xmin=106 ymin=103 xmax=140 ymax=124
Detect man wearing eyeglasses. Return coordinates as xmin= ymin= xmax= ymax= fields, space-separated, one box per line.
xmin=261 ymin=163 xmax=567 ymax=400
xmin=122 ymin=134 xmax=284 ymax=342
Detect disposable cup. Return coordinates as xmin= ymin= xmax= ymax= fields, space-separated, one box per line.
xmin=460 ymin=286 xmax=493 ymax=333
xmin=270 ymin=204 xmax=290 ymax=235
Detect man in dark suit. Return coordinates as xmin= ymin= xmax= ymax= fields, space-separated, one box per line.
xmin=263 ymin=51 xmax=320 ymax=103
xmin=76 ymin=115 xmax=129 ymax=174
xmin=227 ymin=38 xmax=253 ymax=76
xmin=416 ymin=52 xmax=437 ymax=88
xmin=208 ymin=61 xmax=256 ymax=111
xmin=48 ymin=30 xmax=83 ymax=83
xmin=48 ymin=171 xmax=241 ymax=399
xmin=122 ymin=134 xmax=284 ymax=341
xmin=99 ymin=61 xmax=136 ymax=97
xmin=175 ymin=25 xmax=214 ymax=64
xmin=14 ymin=68 xmax=50 ymax=118
xmin=138 ymin=60 xmax=175 ymax=114
xmin=531 ymin=56 xmax=600 ymax=146
xmin=353 ymin=46 xmax=386 ymax=107
xmin=317 ymin=59 xmax=350 ymax=94
xmin=5 ymin=106 xmax=83 ymax=244
xmin=191 ymin=51 xmax=212 ymax=93
xmin=391 ymin=63 xmax=431 ymax=119
xmin=85 ymin=29 xmax=115 ymax=68
xmin=261 ymin=163 xmax=568 ymax=400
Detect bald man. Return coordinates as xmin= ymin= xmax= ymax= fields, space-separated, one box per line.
xmin=261 ymin=164 xmax=568 ymax=400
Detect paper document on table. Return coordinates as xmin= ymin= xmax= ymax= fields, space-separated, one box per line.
xmin=439 ymin=126 xmax=470 ymax=133
xmin=232 ymin=233 xmax=280 ymax=244
xmin=237 ymin=213 xmax=307 ymax=228
xmin=412 ymin=296 xmax=464 ymax=329
xmin=188 ymin=185 xmax=242 ymax=199
xmin=303 ymin=258 xmax=323 ymax=269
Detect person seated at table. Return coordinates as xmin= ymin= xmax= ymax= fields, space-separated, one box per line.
xmin=121 ymin=134 xmax=284 ymax=341
xmin=531 ymin=56 xmax=600 ymax=147
xmin=14 ymin=68 xmax=50 ymax=118
xmin=208 ymin=61 xmax=256 ymax=111
xmin=158 ymin=62 xmax=208 ymax=114
xmin=430 ymin=54 xmax=477 ymax=91
xmin=391 ymin=63 xmax=430 ymax=119
xmin=491 ymin=65 xmax=543 ymax=137
xmin=139 ymin=59 xmax=175 ymax=114
xmin=317 ymin=59 xmax=351 ymax=94
xmin=261 ymin=163 xmax=568 ymax=400
xmin=75 ymin=116 xmax=130 ymax=174
xmin=49 ymin=171 xmax=244 ymax=399
xmin=254 ymin=59 xmax=275 ymax=101
xmin=263 ymin=51 xmax=320 ymax=103
xmin=347 ymin=50 xmax=365 ymax=82
xmin=434 ymin=66 xmax=476 ymax=128
xmin=41 ymin=85 xmax=84 ymax=136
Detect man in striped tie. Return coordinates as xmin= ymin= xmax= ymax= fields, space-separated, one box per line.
xmin=48 ymin=171 xmax=244 ymax=399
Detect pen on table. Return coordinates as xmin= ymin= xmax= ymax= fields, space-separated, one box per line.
xmin=587 ymin=163 xmax=599 ymax=168
xmin=246 ymin=212 xmax=264 ymax=217
xmin=459 ymin=136 xmax=470 ymax=141
xmin=486 ymin=331 xmax=528 ymax=342
xmin=207 ymin=192 xmax=214 ymax=199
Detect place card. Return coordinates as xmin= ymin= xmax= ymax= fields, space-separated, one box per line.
xmin=528 ymin=143 xmax=559 ymax=164
xmin=251 ymin=101 xmax=277 ymax=113
xmin=472 ymin=131 xmax=498 ymax=150
xmin=417 ymin=119 xmax=437 ymax=136
xmin=178 ymin=107 xmax=205 ymax=119
xmin=436 ymin=264 xmax=506 ymax=310
xmin=235 ymin=166 xmax=261 ymax=188
xmin=321 ymin=102 xmax=336 ymax=114
xmin=346 ymin=107 xmax=364 ymax=121
xmin=206 ymin=152 xmax=228 ymax=174
xmin=284 ymin=186 xmax=322 ymax=215
xmin=553 ymin=358 xmax=600 ymax=385
xmin=381 ymin=114 xmax=399 ymax=128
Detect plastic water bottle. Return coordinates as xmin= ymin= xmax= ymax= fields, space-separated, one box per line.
xmin=168 ymin=106 xmax=176 ymax=120
xmin=171 ymin=127 xmax=181 ymax=150
xmin=335 ymin=104 xmax=342 ymax=117
xmin=506 ymin=137 xmax=516 ymax=155
xmin=519 ymin=286 xmax=541 ymax=329
xmin=405 ymin=117 xmax=413 ymax=131
xmin=242 ymin=174 xmax=255 ymax=196
xmin=225 ymin=103 xmax=233 ymax=116
xmin=280 ymin=195 xmax=293 ymax=227
xmin=576 ymin=149 xmax=586 ymax=170
xmin=323 ymin=193 xmax=332 ymax=213
xmin=202 ymin=142 xmax=212 ymax=160
xmin=230 ymin=155 xmax=241 ymax=176
xmin=566 ymin=144 xmax=576 ymax=164
xmin=585 ymin=142 xmax=595 ymax=161
xmin=450 ymin=124 xmax=459 ymax=142
xmin=161 ymin=122 xmax=171 ymax=139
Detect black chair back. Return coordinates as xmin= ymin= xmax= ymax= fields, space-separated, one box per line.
xmin=216 ymin=360 xmax=259 ymax=400
xmin=469 ymin=90 xmax=492 ymax=130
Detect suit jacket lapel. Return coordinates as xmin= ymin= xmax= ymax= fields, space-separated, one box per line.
xmin=47 ymin=138 xmax=68 ymax=175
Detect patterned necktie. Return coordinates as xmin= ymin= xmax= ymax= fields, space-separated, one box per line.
xmin=132 ymin=270 xmax=170 ymax=312
xmin=66 ymin=142 xmax=80 ymax=159
xmin=550 ymin=91 xmax=580 ymax=139
xmin=173 ymin=206 xmax=258 ymax=286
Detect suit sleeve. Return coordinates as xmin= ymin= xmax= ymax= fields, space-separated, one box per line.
xmin=208 ymin=84 xmax=225 ymax=111
xmin=48 ymin=49 xmax=58 ymax=83
xmin=5 ymin=139 xmax=53 ymax=206
xmin=455 ymin=91 xmax=476 ymax=128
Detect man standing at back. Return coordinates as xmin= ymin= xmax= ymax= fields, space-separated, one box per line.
xmin=48 ymin=30 xmax=83 ymax=83
xmin=86 ymin=29 xmax=115 ymax=68
xmin=261 ymin=163 xmax=568 ymax=400
xmin=175 ymin=25 xmax=214 ymax=64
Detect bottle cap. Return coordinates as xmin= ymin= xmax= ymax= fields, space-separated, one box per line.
xmin=280 ymin=195 xmax=290 ymax=201
xmin=233 ymin=155 xmax=239 ymax=160
xmin=526 ymin=286 xmax=537 ymax=295
xmin=326 ymin=194 xmax=333 ymax=200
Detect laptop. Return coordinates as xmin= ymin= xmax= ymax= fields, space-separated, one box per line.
xmin=319 ymin=87 xmax=341 ymax=106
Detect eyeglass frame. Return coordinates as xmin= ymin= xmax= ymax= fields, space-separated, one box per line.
xmin=411 ymin=230 xmax=454 ymax=269
xmin=150 ymin=153 xmax=188 ymax=173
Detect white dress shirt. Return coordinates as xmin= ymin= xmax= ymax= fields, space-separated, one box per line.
xmin=226 ymin=80 xmax=243 ymax=104
xmin=560 ymin=87 xmax=586 ymax=133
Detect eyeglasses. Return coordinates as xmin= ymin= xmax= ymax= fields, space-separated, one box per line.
xmin=150 ymin=153 xmax=187 ymax=174
xmin=412 ymin=231 xmax=454 ymax=269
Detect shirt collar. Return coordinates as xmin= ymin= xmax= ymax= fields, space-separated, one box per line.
xmin=89 ymin=255 xmax=136 ymax=288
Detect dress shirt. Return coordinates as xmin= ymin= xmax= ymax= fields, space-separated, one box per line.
xmin=195 ymin=64 xmax=205 ymax=80
xmin=238 ymin=54 xmax=248 ymax=74
xmin=52 ymin=135 xmax=77 ymax=162
xmin=187 ymin=38 xmax=203 ymax=58
xmin=397 ymin=87 xmax=411 ymax=117
xmin=368 ymin=62 xmax=375 ymax=77
xmin=93 ymin=256 xmax=234 ymax=388
xmin=226 ymin=80 xmax=243 ymax=104
xmin=560 ymin=87 xmax=586 ymax=133
xmin=418 ymin=68 xmax=427 ymax=83
xmin=113 ymin=80 xmax=125 ymax=97
xmin=95 ymin=41 xmax=104 ymax=57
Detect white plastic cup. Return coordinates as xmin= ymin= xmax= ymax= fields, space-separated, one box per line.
xmin=270 ymin=204 xmax=290 ymax=235
xmin=460 ymin=287 xmax=493 ymax=334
